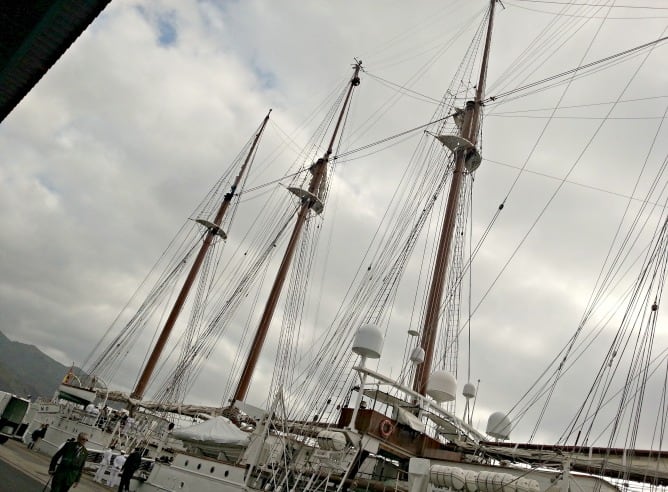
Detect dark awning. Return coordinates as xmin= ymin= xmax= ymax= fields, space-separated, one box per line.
xmin=0 ymin=0 xmax=112 ymax=123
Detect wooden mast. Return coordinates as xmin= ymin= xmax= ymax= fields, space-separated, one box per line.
xmin=130 ymin=110 xmax=272 ymax=401
xmin=232 ymin=62 xmax=363 ymax=403
xmin=413 ymin=0 xmax=497 ymax=395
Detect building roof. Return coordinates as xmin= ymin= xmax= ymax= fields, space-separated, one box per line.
xmin=0 ymin=0 xmax=112 ymax=123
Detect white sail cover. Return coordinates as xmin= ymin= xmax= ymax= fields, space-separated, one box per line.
xmin=397 ymin=408 xmax=426 ymax=433
xmin=172 ymin=416 xmax=250 ymax=446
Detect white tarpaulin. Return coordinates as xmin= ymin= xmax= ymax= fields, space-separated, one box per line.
xmin=172 ymin=416 xmax=250 ymax=446
xmin=397 ymin=407 xmax=427 ymax=433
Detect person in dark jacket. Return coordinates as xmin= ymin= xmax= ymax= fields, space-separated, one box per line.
xmin=48 ymin=432 xmax=89 ymax=491
xmin=27 ymin=423 xmax=48 ymax=449
xmin=118 ymin=447 xmax=143 ymax=492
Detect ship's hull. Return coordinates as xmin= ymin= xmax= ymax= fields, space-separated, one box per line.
xmin=136 ymin=448 xmax=622 ymax=492
xmin=138 ymin=453 xmax=247 ymax=492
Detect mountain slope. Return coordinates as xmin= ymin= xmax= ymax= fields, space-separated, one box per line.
xmin=0 ymin=331 xmax=71 ymax=398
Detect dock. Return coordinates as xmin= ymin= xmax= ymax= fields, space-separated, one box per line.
xmin=0 ymin=439 xmax=110 ymax=491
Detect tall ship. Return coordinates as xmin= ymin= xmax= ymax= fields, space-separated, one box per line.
xmin=19 ymin=1 xmax=668 ymax=491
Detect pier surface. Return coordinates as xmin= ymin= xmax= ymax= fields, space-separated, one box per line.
xmin=0 ymin=439 xmax=110 ymax=491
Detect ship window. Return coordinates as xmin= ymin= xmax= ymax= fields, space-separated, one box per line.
xmin=197 ymin=463 xmax=202 ymax=470
xmin=224 ymin=470 xmax=229 ymax=477
xmin=184 ymin=460 xmax=189 ymax=466
xmin=210 ymin=466 xmax=215 ymax=473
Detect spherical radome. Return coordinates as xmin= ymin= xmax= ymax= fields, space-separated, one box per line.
xmin=410 ymin=347 xmax=425 ymax=364
xmin=352 ymin=324 xmax=383 ymax=359
xmin=426 ymin=370 xmax=457 ymax=402
xmin=486 ymin=412 xmax=512 ymax=440
xmin=463 ymin=382 xmax=476 ymax=399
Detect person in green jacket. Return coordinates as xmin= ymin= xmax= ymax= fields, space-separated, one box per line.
xmin=48 ymin=432 xmax=89 ymax=491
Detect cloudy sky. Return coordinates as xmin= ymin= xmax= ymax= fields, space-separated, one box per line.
xmin=1 ymin=0 xmax=668 ymax=447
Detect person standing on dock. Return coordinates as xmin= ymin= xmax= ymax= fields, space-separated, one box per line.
xmin=118 ymin=447 xmax=142 ymax=492
xmin=48 ymin=432 xmax=89 ymax=491
xmin=27 ymin=423 xmax=48 ymax=449
xmin=94 ymin=444 xmax=115 ymax=483
xmin=110 ymin=450 xmax=126 ymax=487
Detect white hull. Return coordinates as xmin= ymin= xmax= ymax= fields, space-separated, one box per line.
xmin=25 ymin=403 xmax=115 ymax=456
xmin=136 ymin=450 xmax=622 ymax=492
xmin=138 ymin=453 xmax=247 ymax=492
xmin=25 ymin=399 xmax=178 ymax=458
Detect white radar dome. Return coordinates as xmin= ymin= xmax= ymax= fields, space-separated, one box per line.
xmin=463 ymin=382 xmax=476 ymax=399
xmin=410 ymin=347 xmax=425 ymax=364
xmin=486 ymin=412 xmax=512 ymax=440
xmin=426 ymin=370 xmax=457 ymax=402
xmin=352 ymin=324 xmax=383 ymax=359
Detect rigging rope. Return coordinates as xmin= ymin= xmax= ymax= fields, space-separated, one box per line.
xmin=485 ymin=36 xmax=668 ymax=104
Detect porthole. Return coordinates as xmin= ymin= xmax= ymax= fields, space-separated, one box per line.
xmin=184 ymin=460 xmax=189 ymax=466
xmin=197 ymin=463 xmax=202 ymax=470
xmin=224 ymin=470 xmax=229 ymax=477
xmin=210 ymin=467 xmax=215 ymax=473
